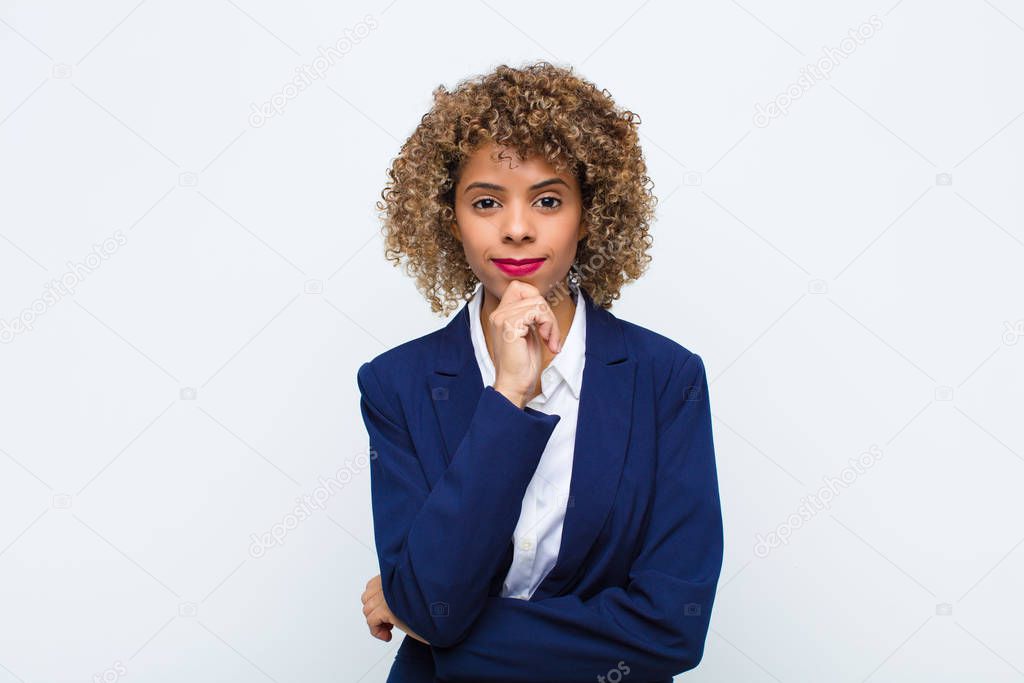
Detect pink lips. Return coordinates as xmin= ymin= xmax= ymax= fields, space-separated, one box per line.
xmin=491 ymin=258 xmax=545 ymax=276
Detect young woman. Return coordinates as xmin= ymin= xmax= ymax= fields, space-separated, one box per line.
xmin=357 ymin=61 xmax=724 ymax=683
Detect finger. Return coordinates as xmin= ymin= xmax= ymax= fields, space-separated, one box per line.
xmin=500 ymin=279 xmax=542 ymax=305
xmin=523 ymin=308 xmax=553 ymax=349
xmin=367 ymin=605 xmax=394 ymax=631
xmin=362 ymin=583 xmax=382 ymax=603
xmin=491 ymin=296 xmax=547 ymax=325
xmin=500 ymin=316 xmax=530 ymax=343
xmin=533 ymin=299 xmax=561 ymax=353
xmin=362 ymin=593 xmax=383 ymax=616
xmin=502 ymin=295 xmax=550 ymax=313
xmin=540 ymin=311 xmax=560 ymax=354
xmin=496 ymin=297 xmax=558 ymax=347
xmin=500 ymin=298 xmax=552 ymax=328
xmin=362 ymin=589 xmax=385 ymax=615
xmin=523 ymin=306 xmax=560 ymax=353
xmin=367 ymin=608 xmax=392 ymax=630
xmin=370 ymin=620 xmax=394 ymax=641
xmin=503 ymin=279 xmax=531 ymax=300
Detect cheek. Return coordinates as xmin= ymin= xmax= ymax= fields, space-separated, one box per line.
xmin=558 ymin=204 xmax=582 ymax=231
xmin=457 ymin=232 xmax=487 ymax=263
xmin=557 ymin=215 xmax=583 ymax=250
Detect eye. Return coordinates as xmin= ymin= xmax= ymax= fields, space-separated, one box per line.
xmin=472 ymin=197 xmax=500 ymax=210
xmin=536 ymin=196 xmax=562 ymax=210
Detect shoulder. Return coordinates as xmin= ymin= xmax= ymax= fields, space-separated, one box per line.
xmin=358 ymin=322 xmax=446 ymax=380
xmin=608 ymin=311 xmax=709 ymax=410
xmin=356 ymin=323 xmax=452 ymax=430
xmin=612 ymin=312 xmax=704 ymax=374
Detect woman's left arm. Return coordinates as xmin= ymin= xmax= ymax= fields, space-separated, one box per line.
xmin=431 ymin=352 xmax=724 ymax=683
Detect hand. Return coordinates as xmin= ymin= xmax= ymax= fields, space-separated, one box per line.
xmin=488 ymin=280 xmax=562 ymax=409
xmin=362 ymin=574 xmax=429 ymax=645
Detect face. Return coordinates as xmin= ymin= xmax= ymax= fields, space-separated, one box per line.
xmin=449 ymin=142 xmax=585 ymax=305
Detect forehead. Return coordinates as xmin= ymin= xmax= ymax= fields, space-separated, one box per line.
xmin=457 ymin=143 xmax=575 ymax=187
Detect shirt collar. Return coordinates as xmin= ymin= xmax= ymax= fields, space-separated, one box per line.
xmin=467 ymin=282 xmax=587 ymax=401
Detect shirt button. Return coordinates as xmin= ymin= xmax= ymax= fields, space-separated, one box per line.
xmin=519 ymin=538 xmax=533 ymax=551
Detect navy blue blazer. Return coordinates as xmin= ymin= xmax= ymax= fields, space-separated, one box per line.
xmin=357 ymin=287 xmax=724 ymax=683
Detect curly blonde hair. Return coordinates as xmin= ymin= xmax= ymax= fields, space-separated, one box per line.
xmin=376 ymin=60 xmax=656 ymax=316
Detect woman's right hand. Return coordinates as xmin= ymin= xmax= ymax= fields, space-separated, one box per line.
xmin=488 ymin=280 xmax=562 ymax=409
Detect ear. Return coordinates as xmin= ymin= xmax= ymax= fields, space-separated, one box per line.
xmin=576 ymin=220 xmax=587 ymax=242
xmin=449 ymin=221 xmax=461 ymax=242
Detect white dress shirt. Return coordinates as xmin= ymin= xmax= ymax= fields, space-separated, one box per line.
xmin=467 ymin=281 xmax=587 ymax=600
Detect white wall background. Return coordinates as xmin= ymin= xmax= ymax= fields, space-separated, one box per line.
xmin=1 ymin=1 xmax=1022 ymax=681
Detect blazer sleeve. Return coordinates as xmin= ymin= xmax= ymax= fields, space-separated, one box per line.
xmin=357 ymin=360 xmax=562 ymax=648
xmin=430 ymin=352 xmax=724 ymax=682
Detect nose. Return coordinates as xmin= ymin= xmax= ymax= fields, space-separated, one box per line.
xmin=501 ymin=202 xmax=535 ymax=243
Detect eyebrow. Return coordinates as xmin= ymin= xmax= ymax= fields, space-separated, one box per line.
xmin=463 ymin=178 xmax=570 ymax=193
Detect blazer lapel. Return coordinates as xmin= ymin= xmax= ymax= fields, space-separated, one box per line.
xmin=427 ymin=301 xmax=483 ymax=468
xmin=532 ymin=289 xmax=635 ymax=600
xmin=425 ymin=287 xmax=636 ymax=601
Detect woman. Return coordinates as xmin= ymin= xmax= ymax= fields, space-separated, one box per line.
xmin=357 ymin=61 xmax=724 ymax=682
